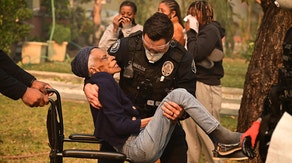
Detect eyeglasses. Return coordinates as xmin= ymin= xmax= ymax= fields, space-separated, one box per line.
xmin=142 ymin=35 xmax=170 ymax=53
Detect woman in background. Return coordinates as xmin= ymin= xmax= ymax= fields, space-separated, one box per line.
xmin=158 ymin=0 xmax=185 ymax=46
xmin=98 ymin=0 xmax=143 ymax=50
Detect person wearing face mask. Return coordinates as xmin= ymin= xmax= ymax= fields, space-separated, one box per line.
xmin=98 ymin=0 xmax=143 ymax=51
xmin=84 ymin=12 xmax=196 ymax=163
xmin=158 ymin=0 xmax=185 ymax=46
xmin=181 ymin=1 xmax=246 ymax=162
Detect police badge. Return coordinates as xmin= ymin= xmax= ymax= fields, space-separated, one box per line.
xmin=109 ymin=39 xmax=121 ymax=53
xmin=161 ymin=61 xmax=174 ymax=81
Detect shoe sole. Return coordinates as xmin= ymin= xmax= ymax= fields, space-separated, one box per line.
xmin=217 ymin=146 xmax=242 ymax=155
xmin=213 ymin=156 xmax=248 ymax=161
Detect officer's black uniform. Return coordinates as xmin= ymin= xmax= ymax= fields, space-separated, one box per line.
xmin=100 ymin=31 xmax=196 ymax=163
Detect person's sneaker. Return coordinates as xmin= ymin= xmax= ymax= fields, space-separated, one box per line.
xmin=216 ymin=142 xmax=242 ymax=155
xmin=213 ymin=150 xmax=249 ymax=161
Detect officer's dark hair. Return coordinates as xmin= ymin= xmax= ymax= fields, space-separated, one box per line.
xmin=143 ymin=12 xmax=174 ymax=42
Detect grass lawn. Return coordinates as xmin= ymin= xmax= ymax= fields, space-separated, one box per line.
xmin=0 ymin=95 xmax=96 ymax=162
xmin=0 ymin=95 xmax=240 ymax=163
xmin=222 ymin=58 xmax=248 ymax=88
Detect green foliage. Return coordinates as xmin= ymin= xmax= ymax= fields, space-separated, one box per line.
xmin=40 ymin=0 xmax=71 ymax=19
xmin=38 ymin=0 xmax=95 ymax=47
xmin=71 ymin=6 xmax=95 ymax=46
xmin=241 ymin=41 xmax=254 ymax=62
xmin=51 ymin=24 xmax=71 ymax=44
xmin=0 ymin=0 xmax=33 ymax=55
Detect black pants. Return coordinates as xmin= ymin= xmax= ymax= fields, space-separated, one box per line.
xmin=98 ymin=123 xmax=188 ymax=163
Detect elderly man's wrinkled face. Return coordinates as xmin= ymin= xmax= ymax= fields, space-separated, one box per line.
xmin=88 ymin=48 xmax=121 ymax=75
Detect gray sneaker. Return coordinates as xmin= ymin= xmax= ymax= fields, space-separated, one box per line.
xmin=213 ymin=150 xmax=248 ymax=161
xmin=216 ymin=142 xmax=242 ymax=155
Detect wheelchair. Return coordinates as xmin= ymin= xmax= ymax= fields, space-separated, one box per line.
xmin=46 ymin=88 xmax=133 ymax=163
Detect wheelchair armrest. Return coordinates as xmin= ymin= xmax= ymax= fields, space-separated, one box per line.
xmin=67 ymin=134 xmax=104 ymax=143
xmin=63 ymin=149 xmax=127 ymax=160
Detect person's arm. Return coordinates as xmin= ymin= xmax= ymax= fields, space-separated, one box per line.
xmin=173 ymin=23 xmax=185 ymax=46
xmin=0 ymin=50 xmax=36 ymax=87
xmin=0 ymin=50 xmax=51 ymax=106
xmin=0 ymin=68 xmax=29 ymax=100
xmin=186 ymin=23 xmax=220 ymax=62
xmin=84 ymin=83 xmax=102 ymax=109
xmin=176 ymin=51 xmax=196 ymax=95
xmin=98 ymin=13 xmax=127 ymax=50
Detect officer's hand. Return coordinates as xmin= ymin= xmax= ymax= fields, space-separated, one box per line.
xmin=161 ymin=101 xmax=183 ymax=121
xmin=22 ymin=87 xmax=49 ymax=107
xmin=84 ymin=83 xmax=102 ymax=109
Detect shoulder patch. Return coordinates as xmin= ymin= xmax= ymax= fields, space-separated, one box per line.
xmin=109 ymin=39 xmax=121 ymax=53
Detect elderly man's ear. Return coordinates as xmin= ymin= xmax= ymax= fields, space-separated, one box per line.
xmin=89 ymin=66 xmax=100 ymax=75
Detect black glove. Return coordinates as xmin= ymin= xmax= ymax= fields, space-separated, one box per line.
xmin=242 ymin=136 xmax=256 ymax=158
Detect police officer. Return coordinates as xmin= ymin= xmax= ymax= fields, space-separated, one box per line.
xmin=85 ymin=12 xmax=196 ymax=163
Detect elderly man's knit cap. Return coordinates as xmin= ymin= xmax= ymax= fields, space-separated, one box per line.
xmin=71 ymin=46 xmax=97 ymax=78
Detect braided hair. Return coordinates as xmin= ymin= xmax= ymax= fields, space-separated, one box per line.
xmin=188 ymin=1 xmax=214 ymax=25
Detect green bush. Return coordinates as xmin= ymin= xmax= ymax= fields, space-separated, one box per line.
xmin=0 ymin=0 xmax=33 ymax=55
xmin=51 ymin=24 xmax=71 ymax=44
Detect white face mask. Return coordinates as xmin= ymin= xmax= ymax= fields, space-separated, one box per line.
xmin=145 ymin=48 xmax=165 ymax=63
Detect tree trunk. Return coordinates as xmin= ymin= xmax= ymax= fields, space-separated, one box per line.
xmin=237 ymin=0 xmax=292 ymax=162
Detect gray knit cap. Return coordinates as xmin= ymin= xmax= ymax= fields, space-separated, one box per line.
xmin=71 ymin=46 xmax=98 ymax=78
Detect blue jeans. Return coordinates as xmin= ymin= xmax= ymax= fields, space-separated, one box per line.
xmin=120 ymin=88 xmax=220 ymax=163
